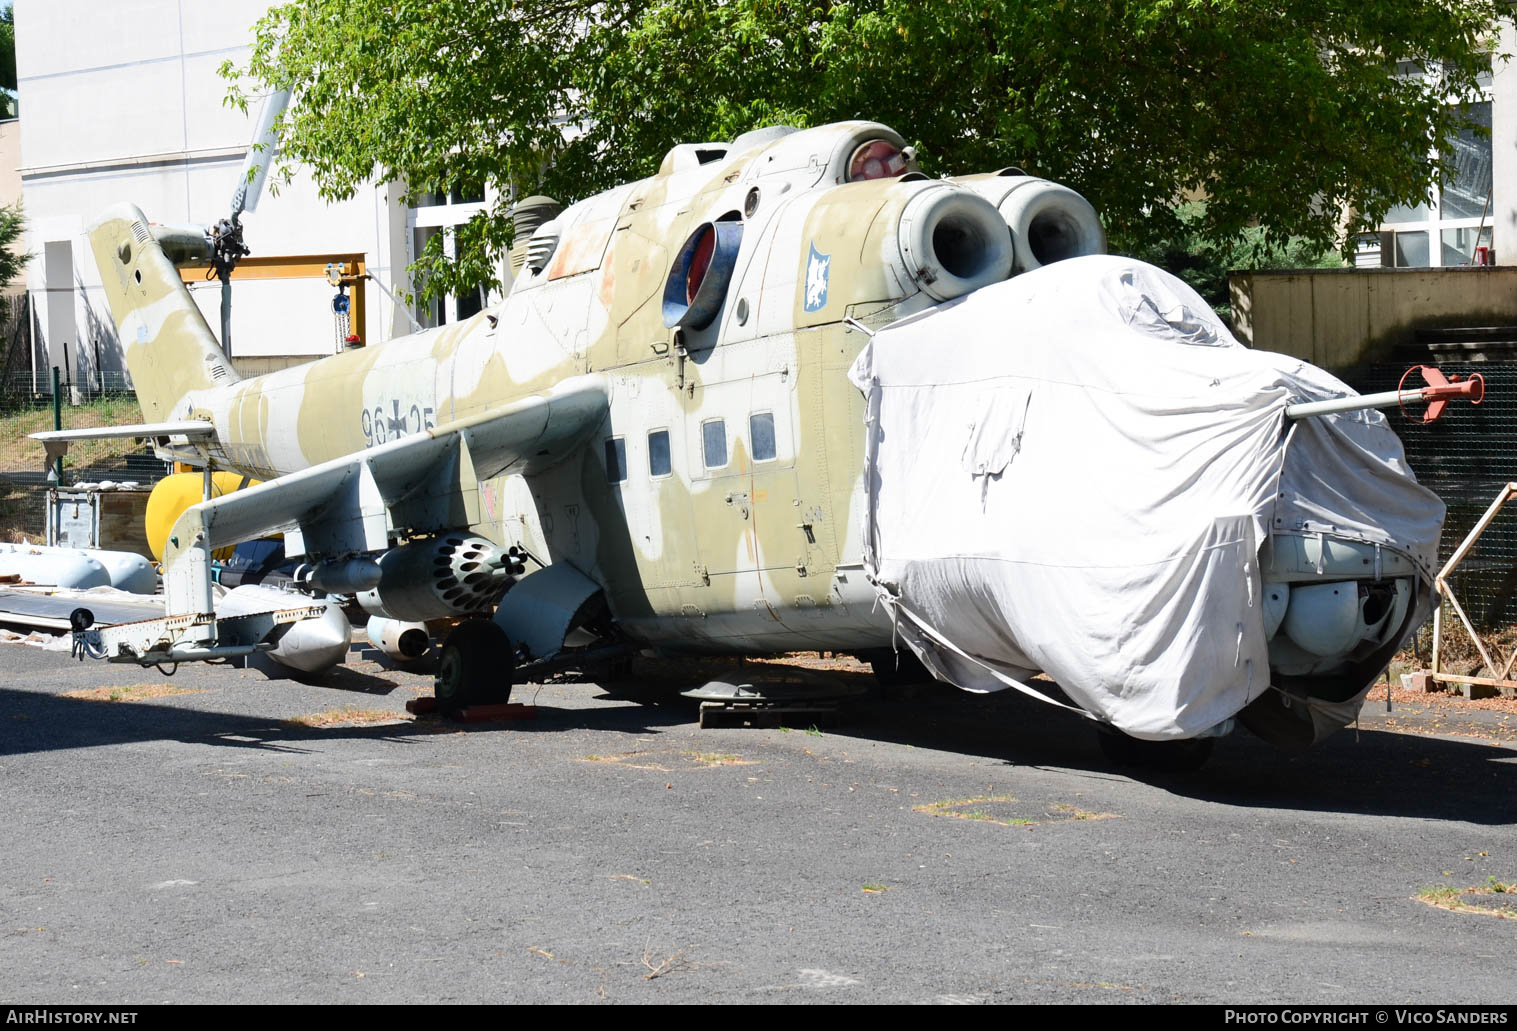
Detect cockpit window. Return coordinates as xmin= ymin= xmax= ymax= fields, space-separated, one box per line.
xmin=847 ymin=139 xmax=908 ymax=181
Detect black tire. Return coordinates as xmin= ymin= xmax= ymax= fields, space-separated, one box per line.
xmin=1096 ymin=727 xmax=1214 ymax=772
xmin=435 ymin=620 xmax=514 ymax=713
xmin=1095 ymin=726 xmax=1141 ymax=766
xmin=864 ymin=648 xmax=929 ymax=690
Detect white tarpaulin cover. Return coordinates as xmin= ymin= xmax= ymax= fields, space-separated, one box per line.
xmin=848 ymin=255 xmax=1444 ymax=739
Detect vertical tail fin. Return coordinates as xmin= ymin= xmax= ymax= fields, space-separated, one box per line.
xmin=88 ymin=204 xmax=240 ymax=421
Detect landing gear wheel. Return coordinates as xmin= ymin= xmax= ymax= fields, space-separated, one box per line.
xmin=863 ymin=648 xmax=930 ymax=695
xmin=1096 ymin=727 xmax=1214 ymax=772
xmin=435 ymin=619 xmax=514 ymax=713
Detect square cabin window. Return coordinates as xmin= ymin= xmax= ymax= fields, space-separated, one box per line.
xmin=702 ymin=419 xmax=728 ymax=470
xmin=648 ymin=429 xmax=672 ymax=477
xmin=749 ymin=412 xmax=777 ymax=462
xmin=604 ymin=437 xmax=627 ymax=483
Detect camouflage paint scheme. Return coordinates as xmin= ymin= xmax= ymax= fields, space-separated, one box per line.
xmin=86 ymin=121 xmax=1056 ymax=655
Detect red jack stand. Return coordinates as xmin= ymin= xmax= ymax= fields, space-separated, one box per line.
xmin=405 ymin=695 xmax=536 ymax=722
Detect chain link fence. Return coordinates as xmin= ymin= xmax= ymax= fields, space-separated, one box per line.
xmin=0 ymin=293 xmax=138 ymax=417
xmin=0 ymin=369 xmax=135 ymax=415
xmin=1346 ymin=335 xmax=1517 ymax=630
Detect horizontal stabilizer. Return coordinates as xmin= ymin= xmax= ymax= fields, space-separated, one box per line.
xmin=30 ymin=421 xmax=217 ymax=470
xmin=30 ymin=421 xmax=217 ymax=442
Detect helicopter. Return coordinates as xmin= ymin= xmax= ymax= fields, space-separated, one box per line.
xmin=35 ymin=119 xmax=1461 ymax=766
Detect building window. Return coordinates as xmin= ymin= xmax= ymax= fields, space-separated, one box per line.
xmin=414 ymin=180 xmax=485 ymax=207
xmin=604 ymin=437 xmax=626 ymax=483
xmin=411 ymin=226 xmax=446 ymax=326
xmin=749 ymin=412 xmax=776 ymax=461
xmin=1394 ymin=231 xmax=1430 ymax=268
xmin=701 ymin=419 xmax=727 ymax=470
xmin=410 ymin=224 xmax=491 ymax=326
xmin=457 ymin=286 xmax=484 ymax=321
xmin=648 ymin=429 xmax=671 ymax=477
xmin=1376 ymin=100 xmax=1494 ymax=267
xmin=1441 ymin=102 xmax=1493 ymax=221
xmin=409 ymin=175 xmax=491 ymax=327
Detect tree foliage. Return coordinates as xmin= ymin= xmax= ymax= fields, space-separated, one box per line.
xmin=1123 ymin=203 xmax=1344 ymax=321
xmin=0 ymin=4 xmax=17 ymax=118
xmin=0 ymin=201 xmax=27 ymax=284
xmin=0 ymin=201 xmax=29 ymax=329
xmin=225 ymin=0 xmax=1504 ymax=301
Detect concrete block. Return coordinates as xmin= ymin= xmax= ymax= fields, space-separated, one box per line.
xmin=1402 ymin=671 xmax=1435 ymax=693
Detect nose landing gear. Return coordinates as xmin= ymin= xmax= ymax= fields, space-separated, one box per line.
xmin=1095 ymin=725 xmax=1215 ymax=772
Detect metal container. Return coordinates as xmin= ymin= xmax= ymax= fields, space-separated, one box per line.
xmin=45 ymin=486 xmax=153 ymax=558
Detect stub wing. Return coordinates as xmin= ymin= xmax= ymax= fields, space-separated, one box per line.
xmin=160 ymin=374 xmax=609 ymax=623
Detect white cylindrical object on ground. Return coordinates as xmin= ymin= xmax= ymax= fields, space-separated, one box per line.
xmin=366 ymin=616 xmax=432 ymax=662
xmin=0 ymin=543 xmax=112 ymax=589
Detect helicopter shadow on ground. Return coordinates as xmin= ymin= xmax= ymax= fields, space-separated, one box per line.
xmin=779 ymin=672 xmax=1517 ymax=826
xmin=242 ymin=648 xmax=409 ymax=695
xmin=0 ymin=674 xmax=693 ymax=758
xmin=6 ymin=645 xmax=1512 ymax=825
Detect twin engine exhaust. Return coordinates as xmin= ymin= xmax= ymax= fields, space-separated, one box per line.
xmin=894 ymin=172 xmax=1107 ymax=303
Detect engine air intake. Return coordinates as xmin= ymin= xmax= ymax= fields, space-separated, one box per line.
xmin=997 ymin=181 xmax=1106 ymax=273
xmin=897 ymin=186 xmax=1014 ymax=302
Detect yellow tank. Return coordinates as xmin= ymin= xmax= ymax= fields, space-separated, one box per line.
xmin=144 ymin=472 xmax=262 ymax=562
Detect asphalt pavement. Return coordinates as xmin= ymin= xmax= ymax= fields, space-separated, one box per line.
xmin=1 ymin=639 xmax=1513 ymax=1005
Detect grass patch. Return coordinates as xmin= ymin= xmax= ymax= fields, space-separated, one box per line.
xmin=684 ymin=751 xmax=753 ymax=767
xmin=916 ymin=795 xmax=1021 ymax=825
xmin=0 ymin=481 xmax=39 ymax=543
xmin=61 ymin=683 xmax=206 ymax=703
xmin=0 ymin=396 xmax=146 ymax=472
xmin=574 ymin=751 xmax=671 ymax=771
xmin=861 ymin=883 xmax=889 ymax=893
xmin=915 ymin=795 xmax=1119 ymax=827
xmin=1049 ymin=802 xmax=1114 ymax=821
xmin=1417 ymin=880 xmax=1517 ymax=920
xmin=285 ymin=707 xmax=413 ymax=728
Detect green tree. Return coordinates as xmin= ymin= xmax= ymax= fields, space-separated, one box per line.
xmin=225 ymin=0 xmax=1503 ymax=302
xmin=0 ymin=4 xmax=17 ymax=120
xmin=1123 ymin=203 xmax=1344 ymax=322
xmin=0 ymin=201 xmax=28 ymax=344
xmin=0 ymin=201 xmax=26 ymax=283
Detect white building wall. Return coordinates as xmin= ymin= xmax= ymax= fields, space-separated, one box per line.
xmin=15 ymin=0 xmax=412 ymax=391
xmin=1492 ymin=17 xmax=1517 ymax=266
